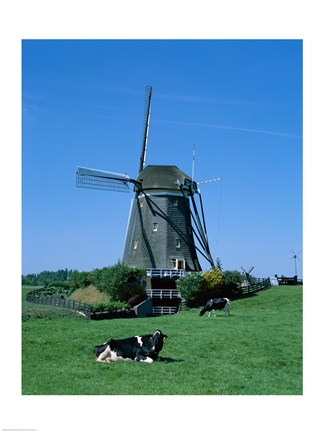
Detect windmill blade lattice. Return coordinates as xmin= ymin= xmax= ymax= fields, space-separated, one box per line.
xmin=76 ymin=166 xmax=131 ymax=193
xmin=291 ymin=249 xmax=302 ymax=259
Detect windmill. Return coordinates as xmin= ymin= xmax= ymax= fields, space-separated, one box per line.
xmin=241 ymin=266 xmax=254 ymax=286
xmin=291 ymin=249 xmax=301 ymax=276
xmin=76 ymin=85 xmax=215 ymax=273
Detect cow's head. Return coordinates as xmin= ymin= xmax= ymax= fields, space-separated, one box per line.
xmin=94 ymin=340 xmax=110 ymax=358
xmin=199 ymin=307 xmax=206 ymax=316
xmin=150 ymin=330 xmax=168 ymax=359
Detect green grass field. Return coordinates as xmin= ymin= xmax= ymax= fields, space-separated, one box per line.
xmin=22 ymin=284 xmax=302 ymax=395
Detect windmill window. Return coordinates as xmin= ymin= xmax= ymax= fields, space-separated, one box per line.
xmin=170 ymin=258 xmax=186 ymax=269
xmin=175 ymin=238 xmax=181 ymax=248
xmin=174 ymin=199 xmax=178 ymax=207
xmin=153 ymin=223 xmax=158 ymax=232
xmin=177 ymin=259 xmax=186 ymax=270
xmin=134 ymin=239 xmax=139 ymax=249
xmin=139 ymin=200 xmax=144 ymax=208
xmin=170 ymin=259 xmax=177 ymax=269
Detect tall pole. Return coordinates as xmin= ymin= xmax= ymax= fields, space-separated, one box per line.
xmin=191 ymin=144 xmax=195 ymax=181
xmin=294 ymin=256 xmax=297 ymax=275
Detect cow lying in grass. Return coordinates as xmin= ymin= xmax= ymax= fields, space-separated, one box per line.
xmin=199 ymin=298 xmax=231 ymax=317
xmin=94 ymin=329 xmax=168 ymax=363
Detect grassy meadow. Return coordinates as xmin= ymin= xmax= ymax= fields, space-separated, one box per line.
xmin=22 ymin=284 xmax=302 ymax=395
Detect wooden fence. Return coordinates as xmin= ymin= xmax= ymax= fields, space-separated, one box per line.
xmin=26 ymin=289 xmax=92 ymax=319
xmin=240 ymin=277 xmax=271 ymax=295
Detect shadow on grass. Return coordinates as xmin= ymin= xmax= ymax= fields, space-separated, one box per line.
xmin=158 ymin=357 xmax=184 ymax=363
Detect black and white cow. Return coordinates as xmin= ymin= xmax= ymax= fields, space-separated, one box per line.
xmin=94 ymin=329 xmax=168 ymax=363
xmin=199 ymin=298 xmax=231 ymax=317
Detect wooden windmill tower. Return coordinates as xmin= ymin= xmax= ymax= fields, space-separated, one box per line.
xmin=76 ymin=86 xmax=216 ymax=313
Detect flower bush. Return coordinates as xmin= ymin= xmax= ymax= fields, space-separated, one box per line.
xmin=177 ymin=268 xmax=243 ymax=307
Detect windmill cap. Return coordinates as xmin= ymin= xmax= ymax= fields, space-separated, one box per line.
xmin=136 ymin=165 xmax=195 ymax=191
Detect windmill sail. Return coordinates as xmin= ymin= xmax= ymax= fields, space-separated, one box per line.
xmin=76 ymin=166 xmax=131 ymax=193
xmin=138 ymin=85 xmax=152 ymax=173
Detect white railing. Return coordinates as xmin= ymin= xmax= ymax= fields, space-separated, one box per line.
xmin=146 ymin=268 xmax=187 ymax=278
xmin=146 ymin=289 xmax=181 ymax=299
xmin=152 ymin=306 xmax=178 ymax=315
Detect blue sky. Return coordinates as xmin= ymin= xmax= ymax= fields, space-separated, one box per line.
xmin=22 ymin=39 xmax=302 ymax=277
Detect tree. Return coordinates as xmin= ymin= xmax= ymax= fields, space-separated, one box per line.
xmin=176 ymin=268 xmax=224 ymax=307
xmin=69 ymin=271 xmax=94 ymax=290
xmin=22 ymin=268 xmax=76 ymax=286
xmin=176 ymin=272 xmax=203 ymax=307
xmin=176 ymin=267 xmax=245 ymax=307
xmin=222 ymin=270 xmax=243 ymax=286
xmin=201 ymin=267 xmax=224 ymax=302
xmin=94 ymin=262 xmax=146 ymax=302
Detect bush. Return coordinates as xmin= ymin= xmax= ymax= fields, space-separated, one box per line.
xmin=93 ymin=262 xmax=146 ymax=302
xmin=91 ymin=301 xmax=130 ymax=313
xmin=69 ymin=271 xmax=94 ymax=290
xmin=48 ymin=281 xmax=69 ymax=288
xmin=222 ymin=270 xmax=243 ymax=286
xmin=177 ymin=268 xmax=244 ymax=307
xmin=201 ymin=267 xmax=224 ymax=301
xmin=176 ymin=272 xmax=203 ymax=307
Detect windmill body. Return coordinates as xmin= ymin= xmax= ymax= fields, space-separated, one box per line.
xmin=291 ymin=249 xmax=302 ymax=276
xmin=241 ymin=266 xmax=254 ymax=286
xmin=123 ymin=165 xmax=201 ymax=271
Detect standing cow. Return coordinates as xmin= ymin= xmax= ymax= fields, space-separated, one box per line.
xmin=94 ymin=329 xmax=168 ymax=363
xmin=199 ymin=298 xmax=231 ymax=317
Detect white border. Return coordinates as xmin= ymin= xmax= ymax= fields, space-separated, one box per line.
xmin=1 ymin=1 xmax=323 ymax=431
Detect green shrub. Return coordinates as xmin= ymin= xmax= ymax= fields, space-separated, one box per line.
xmin=176 ymin=272 xmax=203 ymax=307
xmin=34 ymin=284 xmax=74 ymax=297
xmin=176 ymin=269 xmax=224 ymax=306
xmin=93 ymin=262 xmax=146 ymax=302
xmin=221 ymin=270 xmax=244 ymax=297
xmin=201 ymin=267 xmax=224 ymax=301
xmin=48 ymin=281 xmax=69 ymax=288
xmin=177 ymin=268 xmax=244 ymax=307
xmin=222 ymin=270 xmax=243 ymax=286
xmin=69 ymin=271 xmax=94 ymax=290
xmin=91 ymin=301 xmax=130 ymax=313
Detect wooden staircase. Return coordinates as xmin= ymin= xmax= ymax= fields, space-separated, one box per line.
xmin=146 ymin=289 xmax=182 ymax=316
xmin=146 ymin=269 xmax=184 ymax=316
